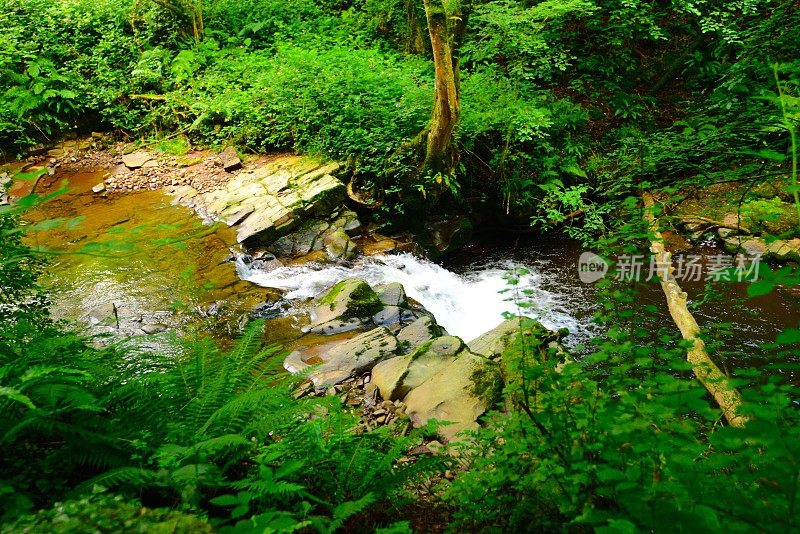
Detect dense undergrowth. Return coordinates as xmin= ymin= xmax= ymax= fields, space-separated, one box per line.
xmin=3 ymin=0 xmax=797 ymax=223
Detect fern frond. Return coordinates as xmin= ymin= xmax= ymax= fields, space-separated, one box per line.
xmin=188 ymin=433 xmax=252 ymax=462
xmin=197 ymin=388 xmax=279 ymax=437
xmin=0 ymin=385 xmax=35 ymax=410
xmin=328 ymin=493 xmax=377 ymax=533
xmin=77 ymin=467 xmax=160 ymax=493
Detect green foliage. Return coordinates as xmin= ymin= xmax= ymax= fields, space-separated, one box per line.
xmin=0 ymin=202 xmax=442 ymax=530
xmin=6 ymin=493 xmax=214 ymax=533
xmin=448 ymin=228 xmax=800 ymax=532
xmin=740 ymin=197 xmax=800 ymax=236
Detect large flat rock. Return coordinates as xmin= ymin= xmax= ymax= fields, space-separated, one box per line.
xmin=285 ymin=327 xmax=399 ymax=387
xmin=372 ymin=336 xmax=502 ymax=443
xmin=172 ymin=155 xmax=344 ymax=246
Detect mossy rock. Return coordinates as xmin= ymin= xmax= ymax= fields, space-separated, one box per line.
xmin=468 ymin=317 xmax=568 ymax=387
xmin=741 ymin=198 xmax=800 ymax=237
xmin=7 ymin=495 xmax=213 ymax=534
xmin=372 ymin=334 xmax=502 ymax=443
xmin=312 ymin=278 xmax=383 ymax=326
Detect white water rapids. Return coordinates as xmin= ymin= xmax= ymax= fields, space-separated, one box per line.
xmin=236 ymin=252 xmax=598 ymax=346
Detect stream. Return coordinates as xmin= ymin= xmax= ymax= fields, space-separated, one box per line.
xmin=10 ymin=165 xmax=800 ymax=377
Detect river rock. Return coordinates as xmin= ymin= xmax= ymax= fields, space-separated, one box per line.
xmin=469 ymin=317 xmax=570 ymax=386
xmin=330 ymin=210 xmax=362 ymax=237
xmin=286 ymin=327 xmax=399 ymax=387
xmin=91 ymin=183 xmax=106 ymax=194
xmin=372 ymin=305 xmax=402 ymax=327
xmin=250 ymin=252 xmax=283 ymax=272
xmin=324 ymin=228 xmax=359 ymax=261
xmin=468 ymin=318 xmax=528 ymax=359
xmin=396 ymin=316 xmax=442 ymax=351
xmin=425 ymin=215 xmax=473 ymax=257
xmin=192 ymin=156 xmax=344 ymax=245
xmin=376 ymin=282 xmax=407 ymax=307
xmin=767 ymin=238 xmax=800 ymax=261
xmin=372 ymin=336 xmax=465 ymax=401
xmin=371 ymin=336 xmax=502 ymax=443
xmin=270 ymin=219 xmax=330 ymax=256
xmin=404 ymin=350 xmax=501 ymax=443
xmin=142 ymin=323 xmax=168 ymax=334
xmin=723 ymin=236 xmax=769 ymax=256
xmin=121 ymin=151 xmax=155 ymax=169
xmin=220 ymin=147 xmax=242 ymax=172
xmin=310 ymin=278 xmax=384 ymax=327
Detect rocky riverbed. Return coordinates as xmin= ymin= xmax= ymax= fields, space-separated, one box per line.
xmin=5 ymin=135 xmax=577 ymax=445
xmin=7 ymin=134 xmax=800 ymax=446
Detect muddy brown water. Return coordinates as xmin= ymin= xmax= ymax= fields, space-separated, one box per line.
xmin=10 ymin=167 xmax=266 ymax=341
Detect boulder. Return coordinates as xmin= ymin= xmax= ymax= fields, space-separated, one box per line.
xmin=723 ymin=236 xmax=769 ymax=256
xmin=767 ymin=238 xmax=800 ymax=262
xmin=468 ymin=317 xmax=570 ymax=386
xmin=372 ymin=305 xmax=402 ymax=326
xmin=269 ymin=219 xmax=330 ymax=257
xmin=376 ymin=282 xmax=407 ymax=307
xmin=307 ymin=317 xmax=366 ymax=335
xmin=324 ymin=228 xmax=359 ymax=261
xmin=371 ymin=336 xmax=501 ymax=443
xmin=142 ymin=323 xmax=168 ymax=335
xmin=372 ymin=336 xmax=464 ymax=401
xmin=121 ymin=151 xmax=155 ymax=169
xmin=310 ymin=279 xmax=384 ymax=327
xmin=220 ymin=147 xmax=242 ymax=172
xmin=404 ymin=345 xmax=501 ymax=443
xmin=286 ymin=327 xmax=399 ymax=387
xmin=396 ymin=316 xmax=442 ymax=351
xmin=468 ymin=318 xmax=524 ymax=359
xmin=185 ymin=156 xmax=344 ymax=245
xmin=249 ymin=252 xmax=283 ymax=273
xmin=424 ymin=215 xmax=473 ymax=257
xmin=330 ymin=210 xmax=362 ymax=237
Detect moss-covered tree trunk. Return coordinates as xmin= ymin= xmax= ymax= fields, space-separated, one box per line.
xmin=421 ymin=0 xmax=467 ymax=178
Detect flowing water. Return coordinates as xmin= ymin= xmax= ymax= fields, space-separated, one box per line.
xmin=10 ymin=166 xmax=799 ymax=373
xmin=237 ymin=250 xmax=601 ymax=346
xmin=10 ymin=167 xmax=263 ymax=340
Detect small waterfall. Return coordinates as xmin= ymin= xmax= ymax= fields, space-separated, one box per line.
xmin=236 ymin=252 xmax=597 ymax=345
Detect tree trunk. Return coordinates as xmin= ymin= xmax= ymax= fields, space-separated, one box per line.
xmin=642 ymin=192 xmax=748 ymax=428
xmin=421 ymin=0 xmax=466 ymax=177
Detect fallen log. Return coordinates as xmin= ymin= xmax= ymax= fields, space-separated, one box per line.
xmin=643 ymin=192 xmax=748 ymax=428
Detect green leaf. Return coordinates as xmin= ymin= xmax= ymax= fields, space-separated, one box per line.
xmin=776 ymin=328 xmax=800 ymax=345
xmin=562 ymin=165 xmax=588 ymax=178
xmin=747 ymin=280 xmax=775 ymax=297
xmin=597 ymin=518 xmax=637 ymax=533
xmin=210 ymin=494 xmax=240 ymax=507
